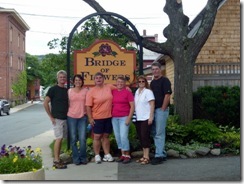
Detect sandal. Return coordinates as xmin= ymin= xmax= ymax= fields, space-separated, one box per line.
xmin=141 ymin=158 xmax=150 ymax=165
xmin=53 ymin=160 xmax=67 ymax=169
xmin=136 ymin=157 xmax=145 ymax=163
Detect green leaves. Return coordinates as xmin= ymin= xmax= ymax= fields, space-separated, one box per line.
xmin=26 ymin=53 xmax=42 ymax=84
xmin=39 ymin=54 xmax=67 ymax=87
xmin=11 ymin=71 xmax=27 ymax=98
xmin=0 ymin=145 xmax=42 ymax=174
xmin=193 ymin=86 xmax=240 ymax=128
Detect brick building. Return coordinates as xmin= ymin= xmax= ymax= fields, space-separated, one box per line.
xmin=0 ymin=8 xmax=29 ymax=102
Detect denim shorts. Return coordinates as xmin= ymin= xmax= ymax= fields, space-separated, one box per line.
xmin=93 ymin=118 xmax=113 ymax=134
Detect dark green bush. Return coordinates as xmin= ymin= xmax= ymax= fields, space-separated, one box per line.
xmin=86 ymin=138 xmax=95 ymax=161
xmin=166 ymin=115 xmax=189 ymax=144
xmin=193 ymin=86 xmax=240 ymax=127
xmin=108 ymin=122 xmax=141 ymax=156
xmin=185 ymin=119 xmax=222 ymax=143
xmin=109 ymin=133 xmax=119 ymax=155
xmin=218 ymin=125 xmax=240 ymax=150
xmin=169 ymin=104 xmax=175 ymax=115
xmin=128 ymin=122 xmax=141 ymax=152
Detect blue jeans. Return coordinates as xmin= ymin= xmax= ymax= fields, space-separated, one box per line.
xmin=151 ymin=108 xmax=169 ymax=158
xmin=112 ymin=116 xmax=130 ymax=151
xmin=67 ymin=116 xmax=87 ymax=164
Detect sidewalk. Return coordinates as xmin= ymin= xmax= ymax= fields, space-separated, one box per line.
xmin=8 ymin=103 xmax=241 ymax=181
xmin=10 ymin=101 xmax=40 ymax=114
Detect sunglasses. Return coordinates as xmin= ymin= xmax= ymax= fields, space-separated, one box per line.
xmin=138 ymin=81 xmax=145 ymax=83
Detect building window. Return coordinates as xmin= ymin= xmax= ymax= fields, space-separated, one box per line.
xmin=18 ymin=34 xmax=20 ymax=47
xmin=23 ymin=38 xmax=25 ymax=51
xmin=20 ymin=60 xmax=22 ymax=70
xmin=10 ymin=55 xmax=13 ymax=67
xmin=9 ymin=27 xmax=13 ymax=43
xmin=22 ymin=59 xmax=24 ymax=71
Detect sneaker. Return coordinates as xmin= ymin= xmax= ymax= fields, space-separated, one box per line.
xmin=151 ymin=157 xmax=163 ymax=165
xmin=122 ymin=156 xmax=131 ymax=164
xmin=103 ymin=153 xmax=115 ymax=162
xmin=116 ymin=156 xmax=125 ymax=162
xmin=95 ymin=155 xmax=102 ymax=164
xmin=162 ymin=157 xmax=167 ymax=161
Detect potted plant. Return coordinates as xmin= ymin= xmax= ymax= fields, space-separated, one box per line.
xmin=0 ymin=144 xmax=45 ymax=180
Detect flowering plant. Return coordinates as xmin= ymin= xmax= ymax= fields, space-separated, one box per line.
xmin=0 ymin=144 xmax=43 ymax=174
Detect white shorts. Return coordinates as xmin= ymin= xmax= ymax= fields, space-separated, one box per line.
xmin=53 ymin=119 xmax=67 ymax=139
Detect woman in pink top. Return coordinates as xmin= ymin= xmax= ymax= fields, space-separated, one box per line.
xmin=67 ymin=74 xmax=88 ymax=165
xmin=112 ymin=76 xmax=135 ymax=164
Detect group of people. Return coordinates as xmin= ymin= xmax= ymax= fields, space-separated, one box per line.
xmin=43 ymin=62 xmax=172 ymax=169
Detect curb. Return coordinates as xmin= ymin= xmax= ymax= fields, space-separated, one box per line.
xmin=10 ymin=101 xmax=41 ymax=114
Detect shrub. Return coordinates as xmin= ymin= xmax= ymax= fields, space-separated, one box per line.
xmin=185 ymin=119 xmax=222 ymax=143
xmin=218 ymin=125 xmax=240 ymax=150
xmin=166 ymin=115 xmax=189 ymax=144
xmin=106 ymin=122 xmax=141 ymax=156
xmin=128 ymin=123 xmax=141 ymax=152
xmin=109 ymin=133 xmax=119 ymax=156
xmin=86 ymin=138 xmax=94 ymax=161
xmin=193 ymin=86 xmax=240 ymax=127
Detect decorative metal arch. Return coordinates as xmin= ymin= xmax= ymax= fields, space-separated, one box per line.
xmin=66 ymin=12 xmax=144 ymax=89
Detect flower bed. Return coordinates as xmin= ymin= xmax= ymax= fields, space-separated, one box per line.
xmin=0 ymin=144 xmax=43 ymax=174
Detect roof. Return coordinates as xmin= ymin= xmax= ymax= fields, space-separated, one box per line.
xmin=0 ymin=8 xmax=30 ymax=30
xmin=188 ymin=0 xmax=227 ymax=38
xmin=154 ymin=0 xmax=227 ymax=63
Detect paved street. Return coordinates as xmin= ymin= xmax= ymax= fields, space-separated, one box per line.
xmin=118 ymin=156 xmax=241 ymax=181
xmin=0 ymin=102 xmax=52 ymax=146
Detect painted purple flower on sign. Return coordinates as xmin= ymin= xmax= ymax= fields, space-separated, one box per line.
xmin=93 ymin=43 xmax=117 ymax=57
xmin=99 ymin=43 xmax=112 ymax=56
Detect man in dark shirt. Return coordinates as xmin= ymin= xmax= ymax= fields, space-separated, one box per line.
xmin=150 ymin=62 xmax=172 ymax=165
xmin=43 ymin=70 xmax=68 ymax=169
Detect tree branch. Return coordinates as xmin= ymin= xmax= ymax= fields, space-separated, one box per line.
xmin=163 ymin=0 xmax=189 ymax=42
xmin=162 ymin=0 xmax=191 ymax=58
xmin=82 ymin=0 xmax=222 ymax=59
xmin=82 ymin=0 xmax=169 ymax=55
xmin=190 ymin=0 xmax=223 ymax=59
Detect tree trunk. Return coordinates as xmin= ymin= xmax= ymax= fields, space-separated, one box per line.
xmin=173 ymin=53 xmax=194 ymax=124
